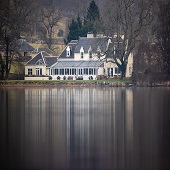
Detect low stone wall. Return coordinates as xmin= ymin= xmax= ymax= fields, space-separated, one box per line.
xmin=0 ymin=81 xmax=170 ymax=87
xmin=25 ymin=77 xmax=49 ymax=80
xmin=0 ymin=81 xmax=127 ymax=87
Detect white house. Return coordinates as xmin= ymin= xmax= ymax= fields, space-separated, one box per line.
xmin=25 ymin=51 xmax=57 ymax=80
xmin=49 ymin=34 xmax=108 ymax=80
xmin=25 ymin=33 xmax=133 ymax=80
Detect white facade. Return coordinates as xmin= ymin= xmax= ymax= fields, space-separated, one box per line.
xmin=25 ymin=34 xmax=133 ymax=80
xmin=25 ymin=65 xmax=46 ymax=76
xmin=126 ymin=53 xmax=133 ymax=78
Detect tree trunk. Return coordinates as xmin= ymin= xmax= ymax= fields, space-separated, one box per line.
xmin=0 ymin=54 xmax=5 ymax=80
xmin=120 ymin=62 xmax=127 ymax=80
xmin=5 ymin=37 xmax=9 ymax=80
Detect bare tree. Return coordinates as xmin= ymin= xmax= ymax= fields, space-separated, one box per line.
xmin=0 ymin=0 xmax=39 ymax=79
xmin=0 ymin=53 xmax=5 ymax=80
xmin=38 ymin=3 xmax=62 ymax=51
xmin=133 ymin=40 xmax=163 ymax=86
xmin=102 ymin=0 xmax=154 ymax=79
xmin=156 ymin=0 xmax=170 ymax=79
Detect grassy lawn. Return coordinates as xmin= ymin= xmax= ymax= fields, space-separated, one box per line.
xmin=0 ymin=78 xmax=131 ymax=84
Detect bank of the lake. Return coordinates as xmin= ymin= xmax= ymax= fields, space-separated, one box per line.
xmin=0 ymin=79 xmax=129 ymax=87
xmin=0 ymin=79 xmax=170 ymax=87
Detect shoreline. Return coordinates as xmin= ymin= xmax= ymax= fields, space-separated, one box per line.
xmin=0 ymin=81 xmax=127 ymax=87
xmin=0 ymin=80 xmax=170 ymax=87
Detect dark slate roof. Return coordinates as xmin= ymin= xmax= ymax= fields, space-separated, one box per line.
xmin=26 ymin=51 xmax=50 ymax=65
xmin=74 ymin=37 xmax=109 ymax=53
xmin=32 ymin=48 xmax=53 ymax=54
xmin=44 ymin=56 xmax=58 ymax=67
xmin=14 ymin=39 xmax=34 ymax=52
xmin=58 ymin=41 xmax=78 ymax=59
xmin=51 ymin=60 xmax=104 ymax=68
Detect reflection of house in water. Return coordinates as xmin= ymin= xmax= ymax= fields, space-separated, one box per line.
xmin=24 ymin=88 xmax=161 ymax=169
xmin=24 ymin=88 xmax=134 ymax=169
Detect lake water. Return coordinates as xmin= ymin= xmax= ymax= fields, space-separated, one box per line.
xmin=0 ymin=87 xmax=170 ymax=170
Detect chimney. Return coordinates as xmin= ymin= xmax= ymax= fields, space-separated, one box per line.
xmin=87 ymin=32 xmax=94 ymax=38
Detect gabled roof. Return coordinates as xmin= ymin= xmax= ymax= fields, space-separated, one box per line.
xmin=58 ymin=40 xmax=78 ymax=59
xmin=44 ymin=56 xmax=58 ymax=67
xmin=26 ymin=51 xmax=50 ymax=65
xmin=51 ymin=60 xmax=104 ymax=68
xmin=13 ymin=39 xmax=34 ymax=52
xmin=32 ymin=47 xmax=53 ymax=54
xmin=74 ymin=37 xmax=109 ymax=53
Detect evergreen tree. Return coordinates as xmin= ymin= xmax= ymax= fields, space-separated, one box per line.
xmin=85 ymin=0 xmax=101 ymax=35
xmin=86 ymin=0 xmax=100 ymax=22
xmin=66 ymin=1 xmax=101 ymax=43
xmin=66 ymin=16 xmax=84 ymax=43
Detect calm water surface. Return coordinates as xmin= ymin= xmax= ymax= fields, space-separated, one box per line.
xmin=0 ymin=87 xmax=170 ymax=170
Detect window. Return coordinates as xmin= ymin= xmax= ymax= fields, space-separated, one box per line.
xmin=36 ymin=68 xmax=42 ymax=75
xmin=78 ymin=69 xmax=83 ymax=75
xmin=66 ymin=46 xmax=71 ymax=57
xmin=67 ymin=50 xmax=70 ymax=57
xmin=80 ymin=47 xmax=84 ymax=59
xmin=89 ymin=68 xmax=93 ymax=75
xmin=84 ymin=68 xmax=88 ymax=75
xmin=28 ymin=68 xmax=32 ymax=75
xmin=60 ymin=69 xmax=64 ymax=75
xmin=24 ymin=52 xmax=28 ymax=56
xmin=65 ymin=68 xmax=70 ymax=75
xmin=108 ymin=68 xmax=113 ymax=77
xmin=54 ymin=69 xmax=58 ymax=75
xmin=81 ymin=52 xmax=84 ymax=59
xmin=94 ymin=68 xmax=97 ymax=75
xmin=115 ymin=67 xmax=120 ymax=74
xmin=72 ymin=69 xmax=76 ymax=75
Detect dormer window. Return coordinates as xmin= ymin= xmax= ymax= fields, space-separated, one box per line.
xmin=67 ymin=50 xmax=70 ymax=57
xmin=89 ymin=46 xmax=92 ymax=59
xmin=66 ymin=46 xmax=71 ymax=57
xmin=81 ymin=52 xmax=84 ymax=59
xmin=80 ymin=47 xmax=84 ymax=59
